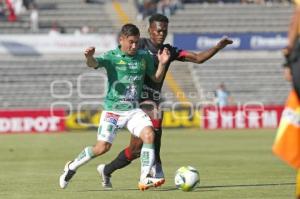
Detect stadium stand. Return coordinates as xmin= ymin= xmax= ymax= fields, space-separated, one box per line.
xmin=189 ymin=52 xmax=292 ymax=105
xmin=168 ymin=3 xmax=292 ymax=33
xmin=0 ymin=54 xmax=182 ymax=109
xmin=0 ymin=0 xmax=117 ymax=34
xmin=0 ymin=55 xmax=106 ymax=109
xmin=0 ymin=0 xmax=294 ymax=110
xmin=165 ymin=2 xmax=293 ymax=105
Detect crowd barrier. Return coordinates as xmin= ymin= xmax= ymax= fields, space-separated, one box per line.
xmin=64 ymin=109 xmax=201 ymax=130
xmin=202 ymin=105 xmax=283 ymax=129
xmin=0 ymin=105 xmax=284 ymax=133
xmin=0 ymin=109 xmax=65 ymax=133
xmin=0 ymin=32 xmax=286 ymax=56
xmin=174 ymin=32 xmax=287 ymax=51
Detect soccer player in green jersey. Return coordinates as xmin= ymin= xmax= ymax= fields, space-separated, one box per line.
xmin=96 ymin=14 xmax=233 ymax=189
xmin=59 ymin=23 xmax=170 ymax=191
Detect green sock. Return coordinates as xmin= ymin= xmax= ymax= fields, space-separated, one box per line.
xmin=69 ymin=146 xmax=94 ymax=171
xmin=140 ymin=143 xmax=155 ymax=181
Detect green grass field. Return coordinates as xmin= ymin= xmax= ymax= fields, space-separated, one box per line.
xmin=0 ymin=129 xmax=296 ymax=199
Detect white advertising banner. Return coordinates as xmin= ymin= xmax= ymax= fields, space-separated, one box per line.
xmin=0 ymin=34 xmax=118 ymax=55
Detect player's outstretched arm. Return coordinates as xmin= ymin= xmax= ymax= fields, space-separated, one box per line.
xmin=84 ymin=46 xmax=98 ymax=68
xmin=152 ymin=47 xmax=170 ymax=82
xmin=184 ymin=37 xmax=233 ymax=64
xmin=287 ymin=7 xmax=300 ymax=53
xmin=282 ymin=7 xmax=300 ymax=82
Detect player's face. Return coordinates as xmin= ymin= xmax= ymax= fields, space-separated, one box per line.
xmin=119 ymin=35 xmax=140 ymax=56
xmin=148 ymin=21 xmax=168 ymax=46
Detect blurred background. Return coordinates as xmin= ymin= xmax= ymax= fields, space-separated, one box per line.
xmin=0 ymin=0 xmax=294 ymax=132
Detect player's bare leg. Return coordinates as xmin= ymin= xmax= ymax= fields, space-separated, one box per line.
xmin=137 ymin=126 xmax=165 ymax=191
xmin=59 ymin=141 xmax=111 ymax=189
xmin=98 ymin=135 xmax=142 ymax=189
xmin=99 ymin=101 xmax=165 ymax=189
xmin=141 ymin=101 xmax=165 ymax=180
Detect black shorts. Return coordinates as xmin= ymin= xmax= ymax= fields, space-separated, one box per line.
xmin=291 ymin=59 xmax=300 ymax=99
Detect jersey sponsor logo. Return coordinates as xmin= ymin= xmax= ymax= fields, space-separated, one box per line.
xmin=116 ymin=66 xmax=126 ymax=71
xmin=104 ymin=112 xmax=120 ymax=125
xmin=128 ymin=62 xmax=138 ymax=69
xmin=123 ymin=75 xmax=143 ymax=82
xmin=116 ymin=60 xmax=127 ymax=71
xmin=143 ymin=84 xmax=160 ymax=93
xmin=117 ymin=60 xmax=126 ymax=65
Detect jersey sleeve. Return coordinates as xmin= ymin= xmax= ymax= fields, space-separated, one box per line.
xmin=95 ymin=52 xmax=110 ymax=69
xmin=144 ymin=52 xmax=155 ymax=77
xmin=164 ymin=44 xmax=187 ymax=62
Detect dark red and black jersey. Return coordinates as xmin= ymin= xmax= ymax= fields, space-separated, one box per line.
xmin=138 ymin=38 xmax=187 ymax=103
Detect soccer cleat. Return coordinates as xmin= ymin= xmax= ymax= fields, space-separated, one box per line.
xmin=138 ymin=177 xmax=165 ymax=191
xmin=97 ymin=164 xmax=112 ymax=189
xmin=151 ymin=163 xmax=165 ymax=179
xmin=59 ymin=161 xmax=76 ymax=189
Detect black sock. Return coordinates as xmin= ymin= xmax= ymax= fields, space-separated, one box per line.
xmin=103 ymin=149 xmax=131 ymax=176
xmin=154 ymin=127 xmax=162 ymax=164
xmin=291 ymin=60 xmax=300 ymax=98
xmin=103 ymin=128 xmax=163 ymax=176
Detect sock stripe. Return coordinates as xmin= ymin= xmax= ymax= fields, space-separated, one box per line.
xmin=125 ymin=147 xmax=133 ymax=161
xmin=69 ymin=146 xmax=94 ymax=171
xmin=151 ymin=119 xmax=162 ymax=128
xmin=140 ymin=147 xmax=155 ymax=181
xmin=143 ymin=143 xmax=154 ymax=149
xmin=86 ymin=146 xmax=95 ymax=158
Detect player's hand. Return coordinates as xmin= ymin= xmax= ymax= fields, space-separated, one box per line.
xmin=216 ymin=37 xmax=233 ymax=50
xmin=283 ymin=67 xmax=292 ymax=82
xmin=157 ymin=47 xmax=170 ymax=65
xmin=84 ymin=47 xmax=96 ymax=58
xmin=282 ymin=46 xmax=292 ymax=57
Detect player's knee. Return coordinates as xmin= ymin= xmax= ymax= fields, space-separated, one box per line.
xmin=140 ymin=126 xmax=154 ymax=144
xmin=132 ymin=151 xmax=140 ymax=159
xmin=93 ymin=141 xmax=111 ymax=156
xmin=130 ymin=145 xmax=141 ymax=152
xmin=125 ymin=147 xmax=140 ymax=160
xmin=126 ymin=138 xmax=142 ymax=160
xmin=130 ymin=147 xmax=141 ymax=159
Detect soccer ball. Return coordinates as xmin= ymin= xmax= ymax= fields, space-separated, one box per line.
xmin=174 ymin=166 xmax=200 ymax=192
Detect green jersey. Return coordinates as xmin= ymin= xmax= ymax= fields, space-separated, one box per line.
xmin=95 ymin=46 xmax=155 ymax=111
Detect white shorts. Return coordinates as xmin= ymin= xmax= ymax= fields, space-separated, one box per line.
xmin=97 ymin=108 xmax=153 ymax=143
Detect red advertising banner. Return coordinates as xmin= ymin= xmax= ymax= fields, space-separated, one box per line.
xmin=202 ymin=105 xmax=284 ymax=129
xmin=0 ymin=109 xmax=65 ymax=133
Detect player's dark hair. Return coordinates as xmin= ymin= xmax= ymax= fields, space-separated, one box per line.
xmin=120 ymin=23 xmax=140 ymax=37
xmin=149 ymin=14 xmax=169 ymax=24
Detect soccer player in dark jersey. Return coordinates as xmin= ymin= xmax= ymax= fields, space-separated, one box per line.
xmin=97 ymin=14 xmax=233 ymax=189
